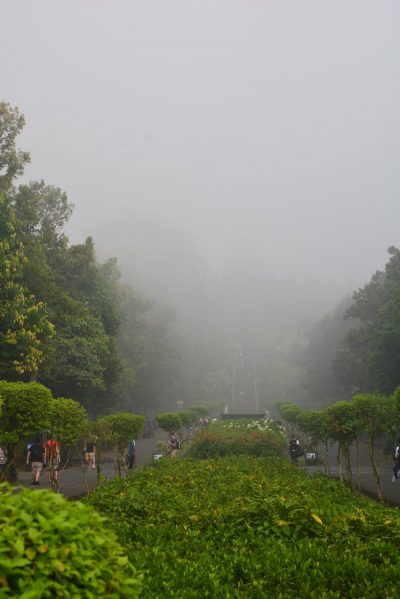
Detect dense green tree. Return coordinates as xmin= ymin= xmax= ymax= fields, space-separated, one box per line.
xmin=334 ymin=247 xmax=400 ymax=396
xmin=0 ymin=101 xmax=183 ymax=416
xmin=0 ymin=194 xmax=54 ymax=379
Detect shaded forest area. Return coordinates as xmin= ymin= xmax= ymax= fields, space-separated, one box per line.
xmin=1 ymin=100 xmax=400 ymax=416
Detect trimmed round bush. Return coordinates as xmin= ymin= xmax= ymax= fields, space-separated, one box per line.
xmin=0 ymin=485 xmax=142 ymax=598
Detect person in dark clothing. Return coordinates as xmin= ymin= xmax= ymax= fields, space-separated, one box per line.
xmin=127 ymin=439 xmax=136 ymax=470
xmin=26 ymin=437 xmax=45 ymax=485
xmin=289 ymin=435 xmax=303 ymax=463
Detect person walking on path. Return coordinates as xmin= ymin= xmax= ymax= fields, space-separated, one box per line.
xmin=26 ymin=436 xmax=45 ymax=485
xmin=392 ymin=439 xmax=400 ymax=482
xmin=289 ymin=435 xmax=303 ymax=464
xmin=84 ymin=440 xmax=96 ymax=470
xmin=127 ymin=439 xmax=136 ymax=470
xmin=45 ymin=436 xmax=60 ymax=488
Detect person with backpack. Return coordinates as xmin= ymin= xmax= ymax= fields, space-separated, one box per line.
xmin=45 ymin=436 xmax=60 ymax=484
xmin=168 ymin=432 xmax=180 ymax=458
xmin=392 ymin=439 xmax=400 ymax=482
xmin=26 ymin=435 xmax=45 ymax=485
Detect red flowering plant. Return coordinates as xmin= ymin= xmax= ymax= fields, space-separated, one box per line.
xmin=186 ymin=418 xmax=286 ymax=458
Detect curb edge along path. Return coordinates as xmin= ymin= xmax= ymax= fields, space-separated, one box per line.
xmin=15 ymin=437 xmax=157 ymax=498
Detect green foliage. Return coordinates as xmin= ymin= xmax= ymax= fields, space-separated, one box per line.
xmin=297 ymin=410 xmax=330 ymax=448
xmin=0 ymin=381 xmax=52 ymax=447
xmin=0 ymin=101 xmax=30 ymax=192
xmin=0 ymin=102 xmax=184 ymax=414
xmin=176 ymin=410 xmax=196 ymax=428
xmin=48 ymin=397 xmax=88 ymax=445
xmin=90 ymin=417 xmax=114 ymax=449
xmin=156 ymin=412 xmax=182 ymax=433
xmin=0 ymin=194 xmax=54 ymax=378
xmin=189 ymin=403 xmax=211 ymax=417
xmin=0 ymin=484 xmax=142 ymax=598
xmin=90 ymin=456 xmax=400 ymax=598
xmin=352 ymin=393 xmax=397 ymax=439
xmin=325 ymin=401 xmax=359 ymax=446
xmin=186 ymin=419 xmax=286 ymax=458
xmin=335 ymin=246 xmax=400 ymax=395
xmin=101 ymin=413 xmax=145 ymax=452
xmin=0 ymin=381 xmax=53 ymax=480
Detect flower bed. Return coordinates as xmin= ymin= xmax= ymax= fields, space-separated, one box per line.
xmin=185 ymin=418 xmax=286 ymax=458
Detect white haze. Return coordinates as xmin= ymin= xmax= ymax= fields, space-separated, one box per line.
xmin=2 ymin=0 xmax=400 ymax=315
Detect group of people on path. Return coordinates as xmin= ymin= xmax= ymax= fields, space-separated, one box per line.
xmin=26 ymin=435 xmax=60 ymax=486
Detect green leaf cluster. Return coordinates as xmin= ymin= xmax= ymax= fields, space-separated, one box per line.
xmin=100 ymin=413 xmax=145 ymax=452
xmin=0 ymin=485 xmax=142 ymax=598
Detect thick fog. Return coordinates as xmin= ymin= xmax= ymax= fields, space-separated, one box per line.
xmin=2 ymin=1 xmax=400 ymax=410
xmin=3 ymin=0 xmax=399 ymax=286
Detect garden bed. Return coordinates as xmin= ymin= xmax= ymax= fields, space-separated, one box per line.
xmin=89 ymin=456 xmax=400 ymax=598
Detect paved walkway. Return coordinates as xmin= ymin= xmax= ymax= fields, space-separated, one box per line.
xmin=15 ymin=437 xmax=159 ymax=498
xmin=14 ymin=436 xmax=400 ymax=507
xmin=302 ymin=443 xmax=400 ymax=507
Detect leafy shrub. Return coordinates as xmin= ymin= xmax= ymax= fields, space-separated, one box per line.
xmin=0 ymin=484 xmax=142 ymax=598
xmin=0 ymin=381 xmax=53 ymax=480
xmin=155 ymin=412 xmax=182 ymax=433
xmin=49 ymin=397 xmax=89 ymax=445
xmin=100 ymin=413 xmax=145 ymax=475
xmin=0 ymin=381 xmax=52 ymax=445
xmin=186 ymin=418 xmax=286 ymax=458
xmin=90 ymin=456 xmax=400 ymax=598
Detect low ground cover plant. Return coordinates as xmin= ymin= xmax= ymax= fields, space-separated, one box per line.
xmin=89 ymin=456 xmax=400 ymax=598
xmin=0 ymin=485 xmax=142 ymax=598
xmin=185 ymin=418 xmax=286 ymax=458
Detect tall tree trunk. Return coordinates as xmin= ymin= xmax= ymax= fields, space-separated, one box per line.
xmin=367 ymin=436 xmax=385 ymax=504
xmin=355 ymin=437 xmax=361 ymax=492
xmin=337 ymin=444 xmax=344 ymax=483
xmin=343 ymin=444 xmax=353 ymax=487
xmin=325 ymin=441 xmax=331 ymax=476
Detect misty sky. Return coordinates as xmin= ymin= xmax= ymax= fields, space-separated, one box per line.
xmin=3 ymin=0 xmax=400 ymax=289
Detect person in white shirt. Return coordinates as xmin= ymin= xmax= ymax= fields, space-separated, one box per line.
xmin=392 ymin=439 xmax=400 ymax=482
